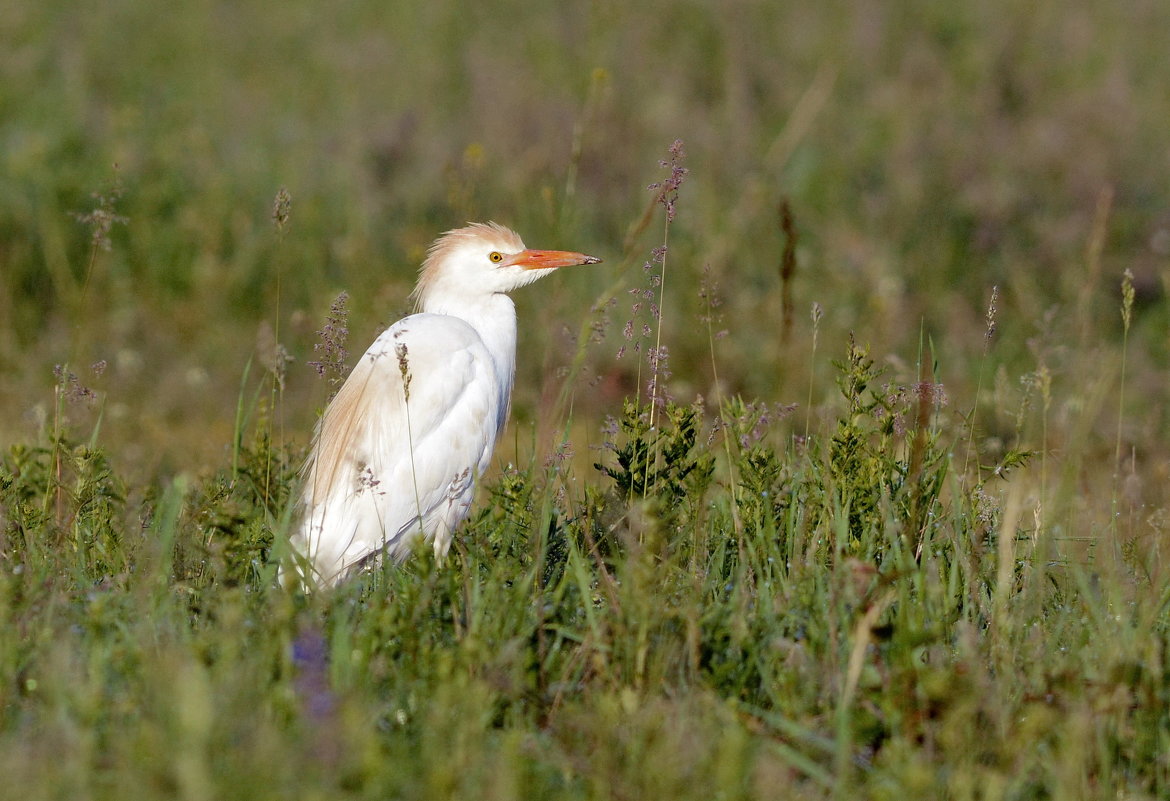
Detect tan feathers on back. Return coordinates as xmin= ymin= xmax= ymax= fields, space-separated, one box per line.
xmin=303 ymin=357 xmax=378 ymax=506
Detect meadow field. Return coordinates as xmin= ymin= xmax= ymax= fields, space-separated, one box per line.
xmin=3 ymin=0 xmax=1170 ymax=797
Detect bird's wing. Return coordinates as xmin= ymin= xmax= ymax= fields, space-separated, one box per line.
xmin=295 ymin=313 xmax=502 ymax=583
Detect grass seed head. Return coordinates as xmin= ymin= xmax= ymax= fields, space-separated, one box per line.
xmin=272 ymin=187 xmax=292 ymax=233
xmin=308 ymin=291 xmax=350 ymax=386
xmin=72 ymin=167 xmax=127 ymax=252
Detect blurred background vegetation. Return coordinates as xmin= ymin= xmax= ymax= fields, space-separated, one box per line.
xmin=4 ymin=0 xmax=1168 ymax=491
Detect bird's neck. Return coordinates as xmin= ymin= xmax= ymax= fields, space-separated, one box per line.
xmin=422 ymin=292 xmax=518 ymax=399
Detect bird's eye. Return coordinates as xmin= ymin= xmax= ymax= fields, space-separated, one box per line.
xmin=489 ymin=251 xmax=504 ymax=263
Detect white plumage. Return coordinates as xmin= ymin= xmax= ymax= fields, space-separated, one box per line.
xmin=288 ymin=222 xmax=600 ymax=588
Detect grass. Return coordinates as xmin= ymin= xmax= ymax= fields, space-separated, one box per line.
xmin=3 ymin=346 xmax=1167 ymax=798
xmin=3 ymin=0 xmax=1170 ymax=797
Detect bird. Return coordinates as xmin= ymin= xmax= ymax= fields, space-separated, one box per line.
xmin=287 ymin=222 xmax=601 ymax=588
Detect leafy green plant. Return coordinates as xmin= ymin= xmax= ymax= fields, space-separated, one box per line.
xmin=596 ymin=398 xmax=714 ymax=510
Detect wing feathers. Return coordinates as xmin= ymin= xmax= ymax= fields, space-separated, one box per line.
xmin=292 ymin=313 xmax=503 ymax=585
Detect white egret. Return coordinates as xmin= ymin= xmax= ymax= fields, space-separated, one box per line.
xmin=287 ymin=222 xmax=601 ymax=587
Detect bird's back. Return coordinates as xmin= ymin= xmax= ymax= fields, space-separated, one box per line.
xmin=291 ymin=313 xmax=507 ymax=586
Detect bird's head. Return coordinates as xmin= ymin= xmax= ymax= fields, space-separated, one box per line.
xmin=412 ymin=222 xmax=601 ymax=312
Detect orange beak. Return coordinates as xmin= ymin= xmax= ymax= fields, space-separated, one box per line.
xmin=508 ymin=249 xmax=602 ymax=270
